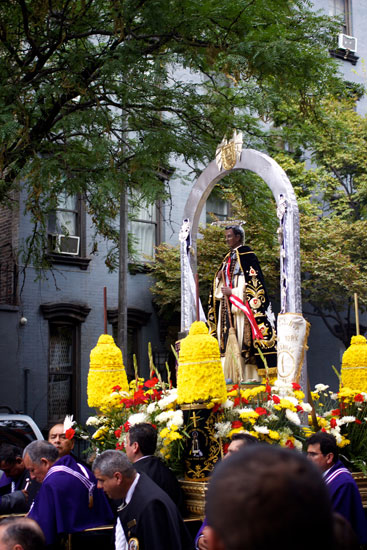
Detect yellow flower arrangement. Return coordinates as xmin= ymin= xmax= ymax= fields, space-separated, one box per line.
xmin=87 ymin=334 xmax=129 ymax=408
xmin=341 ymin=335 xmax=367 ymax=391
xmin=177 ymin=321 xmax=227 ymax=405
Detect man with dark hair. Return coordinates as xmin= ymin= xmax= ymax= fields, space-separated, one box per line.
xmin=125 ymin=423 xmax=184 ymax=512
xmin=208 ymin=225 xmax=277 ymax=382
xmin=195 ymin=432 xmax=258 ymax=550
xmin=0 ymin=517 xmax=45 ymax=550
xmin=0 ymin=444 xmax=40 ymax=514
xmin=205 ymin=445 xmax=335 ymax=550
xmin=93 ymin=449 xmax=193 ymax=550
xmin=23 ymin=441 xmax=113 ymax=547
xmin=306 ymin=432 xmax=367 ymax=545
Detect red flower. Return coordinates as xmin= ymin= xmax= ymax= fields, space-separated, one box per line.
xmin=112 ymin=385 xmax=121 ymax=392
xmin=354 ymin=394 xmax=364 ymax=402
xmin=65 ymin=428 xmax=75 ymax=440
xmin=234 ymin=397 xmax=240 ymax=407
xmin=332 ymin=408 xmax=341 ymax=416
xmin=321 ymin=428 xmax=326 ymax=433
xmin=330 ymin=418 xmax=337 ymax=428
xmin=255 ymin=407 xmax=267 ymax=416
xmin=292 ymin=383 xmax=301 ymax=391
xmin=124 ymin=421 xmax=130 ymax=432
xmin=151 ymin=424 xmax=157 ymax=430
xmin=272 ymin=395 xmax=280 ymax=404
xmin=296 ymin=405 xmax=304 ymax=412
xmin=223 ymin=442 xmax=229 ymax=455
xmin=144 ymin=377 xmax=159 ymax=388
xmin=115 ymin=427 xmax=122 ymax=438
xmin=212 ymin=403 xmax=220 ymax=413
xmin=121 ymin=398 xmax=134 ymax=408
xmin=232 ymin=384 xmax=239 ymax=390
xmin=285 ymin=439 xmax=294 ymax=449
xmin=355 ymin=419 xmax=362 ymax=425
xmin=115 ymin=442 xmax=124 ymax=450
xmin=231 ymin=420 xmax=243 ymax=429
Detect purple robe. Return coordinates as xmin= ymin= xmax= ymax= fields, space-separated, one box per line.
xmin=28 ymin=455 xmax=113 ymax=545
xmin=324 ymin=460 xmax=367 ymax=545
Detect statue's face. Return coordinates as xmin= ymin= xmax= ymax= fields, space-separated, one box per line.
xmin=225 ymin=229 xmax=242 ymax=250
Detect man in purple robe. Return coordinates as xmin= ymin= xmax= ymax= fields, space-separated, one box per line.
xmin=306 ymin=432 xmax=367 ymax=545
xmin=23 ymin=441 xmax=114 ymax=548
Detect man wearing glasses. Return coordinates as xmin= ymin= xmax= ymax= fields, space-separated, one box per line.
xmin=306 ymin=432 xmax=366 ymax=545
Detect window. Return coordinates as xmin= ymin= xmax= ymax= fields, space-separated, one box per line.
xmin=47 ymin=193 xmax=90 ymax=269
xmin=205 ymin=194 xmax=230 ymax=224
xmin=129 ymin=193 xmax=161 ymax=261
xmin=48 ymin=192 xmax=79 ymax=236
xmin=48 ymin=323 xmax=78 ymax=424
xmin=329 ymin=0 xmax=351 ymax=35
xmin=40 ymin=302 xmax=90 ymax=425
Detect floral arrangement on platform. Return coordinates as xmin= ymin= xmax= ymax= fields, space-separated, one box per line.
xmin=212 ymin=379 xmax=312 ymax=451
xmin=84 ymin=376 xmax=188 ymax=474
xmin=308 ymin=384 xmax=367 ymax=473
xmin=80 ymin=328 xmax=367 ymax=475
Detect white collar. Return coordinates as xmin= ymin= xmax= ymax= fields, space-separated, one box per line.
xmin=125 ymin=473 xmax=140 ymax=505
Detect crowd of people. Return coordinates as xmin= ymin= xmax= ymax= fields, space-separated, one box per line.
xmin=0 ymin=419 xmax=365 ymax=550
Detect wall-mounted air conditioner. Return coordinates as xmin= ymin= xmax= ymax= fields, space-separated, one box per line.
xmin=338 ymin=33 xmax=357 ymax=53
xmin=50 ymin=234 xmax=80 ymax=255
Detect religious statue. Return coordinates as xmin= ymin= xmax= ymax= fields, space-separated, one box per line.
xmin=208 ymin=225 xmax=277 ymax=381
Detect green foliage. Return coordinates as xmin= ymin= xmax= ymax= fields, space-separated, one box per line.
xmin=0 ymin=0 xmax=343 ymax=269
xmin=274 ymin=98 xmax=367 ymax=347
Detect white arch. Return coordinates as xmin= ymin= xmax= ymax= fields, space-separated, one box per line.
xmin=182 ymin=148 xmax=302 ymax=318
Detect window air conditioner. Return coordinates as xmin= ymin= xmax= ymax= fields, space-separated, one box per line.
xmin=51 ymin=234 xmax=80 ymax=256
xmin=338 ymin=33 xmax=357 ymax=53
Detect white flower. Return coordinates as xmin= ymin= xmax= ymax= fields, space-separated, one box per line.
xmin=168 ymin=410 xmax=184 ymax=428
xmin=330 ymin=428 xmax=342 ymax=443
xmin=267 ymin=414 xmax=279 ymax=421
xmin=214 ymin=421 xmax=232 ymax=438
xmin=330 ymin=393 xmax=338 ymax=400
xmin=128 ymin=412 xmax=148 ymax=426
xmin=222 ymin=399 xmax=234 ymax=409
xmin=155 ymin=410 xmax=175 ymax=423
xmin=147 ymin=402 xmax=159 ymax=414
xmin=293 ymin=439 xmax=303 ymax=451
xmin=314 ymin=384 xmax=329 ymax=392
xmin=301 ymin=403 xmax=313 ymax=413
xmin=337 ymin=415 xmax=356 ymax=426
xmin=86 ymin=416 xmax=100 ymax=427
xmin=158 ymin=389 xmax=178 ymax=410
xmin=254 ymin=426 xmax=269 ymax=434
xmin=63 ymin=415 xmax=75 ymax=432
xmin=285 ymin=409 xmax=301 ymax=425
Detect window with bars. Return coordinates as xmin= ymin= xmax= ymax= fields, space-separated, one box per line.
xmin=48 ymin=324 xmax=77 ymax=424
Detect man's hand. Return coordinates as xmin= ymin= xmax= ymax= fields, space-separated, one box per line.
xmin=197 ymin=526 xmax=210 ymax=550
xmin=21 ymin=489 xmax=29 ymax=502
xmin=221 ymin=286 xmax=232 ymax=297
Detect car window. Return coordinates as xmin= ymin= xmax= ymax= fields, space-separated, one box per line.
xmin=0 ymin=421 xmax=39 ymax=449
